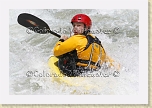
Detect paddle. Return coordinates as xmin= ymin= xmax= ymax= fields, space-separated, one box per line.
xmin=17 ymin=13 xmax=61 ymax=38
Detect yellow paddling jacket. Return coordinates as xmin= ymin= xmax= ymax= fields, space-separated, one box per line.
xmin=53 ymin=34 xmax=106 ymax=69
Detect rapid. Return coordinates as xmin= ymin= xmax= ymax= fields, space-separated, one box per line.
xmin=9 ymin=9 xmax=139 ymax=95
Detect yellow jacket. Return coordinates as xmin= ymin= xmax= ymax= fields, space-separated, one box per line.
xmin=53 ymin=34 xmax=106 ymax=69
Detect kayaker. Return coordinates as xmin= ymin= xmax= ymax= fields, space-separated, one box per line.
xmin=53 ymin=14 xmax=118 ymax=77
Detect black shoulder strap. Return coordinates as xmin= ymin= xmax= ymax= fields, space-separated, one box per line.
xmin=83 ymin=35 xmax=94 ymax=50
xmin=83 ymin=35 xmax=103 ymax=51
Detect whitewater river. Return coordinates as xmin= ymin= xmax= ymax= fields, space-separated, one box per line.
xmin=9 ymin=9 xmax=139 ymax=95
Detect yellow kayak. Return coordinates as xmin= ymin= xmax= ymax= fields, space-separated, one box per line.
xmin=48 ymin=56 xmax=85 ymax=86
xmin=48 ymin=56 xmax=120 ymax=89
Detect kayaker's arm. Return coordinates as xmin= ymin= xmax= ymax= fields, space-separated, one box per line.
xmin=53 ymin=36 xmax=78 ymax=57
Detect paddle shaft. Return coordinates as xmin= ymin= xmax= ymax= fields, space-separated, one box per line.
xmin=49 ymin=30 xmax=61 ymax=38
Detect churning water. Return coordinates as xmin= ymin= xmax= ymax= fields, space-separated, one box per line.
xmin=9 ymin=9 xmax=139 ymax=95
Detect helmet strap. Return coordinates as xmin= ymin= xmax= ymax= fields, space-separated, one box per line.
xmin=83 ymin=26 xmax=90 ymax=36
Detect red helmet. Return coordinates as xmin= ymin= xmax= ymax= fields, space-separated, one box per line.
xmin=71 ymin=14 xmax=92 ymax=29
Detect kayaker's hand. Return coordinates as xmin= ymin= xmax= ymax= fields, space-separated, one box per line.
xmin=60 ymin=35 xmax=68 ymax=40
